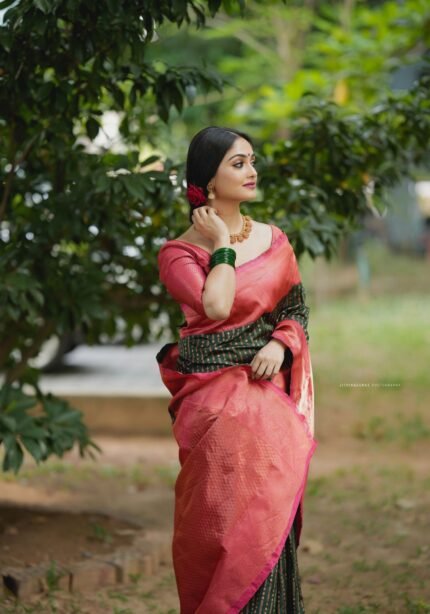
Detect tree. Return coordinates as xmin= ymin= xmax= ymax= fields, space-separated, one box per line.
xmin=1 ymin=0 xmax=429 ymax=474
xmin=144 ymin=0 xmax=430 ymax=139
xmin=0 ymin=0 xmax=235 ymax=473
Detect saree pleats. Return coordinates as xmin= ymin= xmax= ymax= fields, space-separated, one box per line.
xmin=156 ymin=331 xmax=314 ymax=613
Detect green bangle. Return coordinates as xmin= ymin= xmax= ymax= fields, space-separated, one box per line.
xmin=211 ymin=253 xmax=236 ymax=263
xmin=211 ymin=247 xmax=236 ymax=260
xmin=210 ymin=260 xmax=235 ymax=269
xmin=210 ymin=247 xmax=236 ymax=270
xmin=210 ymin=257 xmax=236 ymax=269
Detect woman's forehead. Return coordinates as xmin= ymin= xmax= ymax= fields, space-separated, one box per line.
xmin=224 ymin=137 xmax=254 ymax=160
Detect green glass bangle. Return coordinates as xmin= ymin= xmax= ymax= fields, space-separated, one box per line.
xmin=211 ymin=247 xmax=236 ymax=260
xmin=210 ymin=257 xmax=235 ymax=265
xmin=210 ymin=252 xmax=236 ymax=263
xmin=210 ymin=259 xmax=236 ymax=270
xmin=210 ymin=254 xmax=236 ymax=263
xmin=209 ymin=247 xmax=236 ymax=270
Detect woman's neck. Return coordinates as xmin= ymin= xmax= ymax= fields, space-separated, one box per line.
xmin=211 ymin=202 xmax=243 ymax=234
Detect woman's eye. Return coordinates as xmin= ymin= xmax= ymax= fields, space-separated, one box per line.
xmin=233 ymin=160 xmax=256 ymax=168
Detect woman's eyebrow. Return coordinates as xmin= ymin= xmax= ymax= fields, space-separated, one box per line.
xmin=228 ymin=153 xmax=256 ymax=161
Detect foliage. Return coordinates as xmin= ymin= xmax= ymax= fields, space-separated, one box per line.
xmin=0 ymin=0 xmax=238 ymax=471
xmin=254 ymin=73 xmax=430 ymax=258
xmin=0 ymin=383 xmax=100 ymax=473
xmin=0 ymin=0 xmax=429 ymax=473
xmin=146 ymin=0 xmax=430 ymax=139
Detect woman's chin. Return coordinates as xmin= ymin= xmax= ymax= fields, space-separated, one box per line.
xmin=240 ymin=190 xmax=257 ymax=201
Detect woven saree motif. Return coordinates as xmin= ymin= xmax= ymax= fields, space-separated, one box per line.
xmin=177 ymin=282 xmax=309 ymax=376
xmin=156 ymin=224 xmax=316 ymax=613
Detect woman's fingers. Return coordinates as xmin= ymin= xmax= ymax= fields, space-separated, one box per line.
xmin=193 ymin=205 xmax=211 ymax=215
xmin=251 ymin=359 xmax=281 ymax=380
xmin=192 ymin=207 xmax=211 ymax=225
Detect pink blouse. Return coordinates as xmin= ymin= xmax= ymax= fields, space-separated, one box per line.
xmin=157 ymin=224 xmax=301 ymax=338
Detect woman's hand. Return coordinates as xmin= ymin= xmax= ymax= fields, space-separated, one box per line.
xmin=191 ymin=206 xmax=230 ymax=244
xmin=250 ymin=338 xmax=286 ymax=380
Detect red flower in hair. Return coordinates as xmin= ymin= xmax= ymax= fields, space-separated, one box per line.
xmin=186 ymin=183 xmax=207 ymax=207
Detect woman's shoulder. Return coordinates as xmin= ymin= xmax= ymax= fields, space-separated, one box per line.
xmin=157 ymin=234 xmax=207 ymax=271
xmin=268 ymin=222 xmax=284 ymax=236
xmin=159 ymin=226 xmax=208 ymax=251
xmin=266 ymin=222 xmax=287 ymax=243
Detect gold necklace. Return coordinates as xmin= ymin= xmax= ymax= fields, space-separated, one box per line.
xmin=230 ymin=215 xmax=252 ymax=244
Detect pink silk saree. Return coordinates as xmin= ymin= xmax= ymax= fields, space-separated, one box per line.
xmin=156 ymin=224 xmax=317 ymax=613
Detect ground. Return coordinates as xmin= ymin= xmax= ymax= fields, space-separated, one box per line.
xmin=1 ymin=242 xmax=430 ymax=613
xmin=1 ymin=435 xmax=429 ymax=613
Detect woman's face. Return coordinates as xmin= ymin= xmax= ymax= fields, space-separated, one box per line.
xmin=211 ymin=137 xmax=257 ymax=202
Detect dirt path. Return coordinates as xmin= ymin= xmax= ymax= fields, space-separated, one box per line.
xmin=1 ymin=434 xmax=429 ymax=613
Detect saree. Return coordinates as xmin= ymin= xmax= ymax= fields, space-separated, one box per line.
xmin=156 ymin=223 xmax=317 ymax=613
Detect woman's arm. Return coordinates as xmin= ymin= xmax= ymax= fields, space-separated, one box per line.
xmin=158 ymin=238 xmax=236 ymax=321
xmin=202 ymin=235 xmax=236 ymax=320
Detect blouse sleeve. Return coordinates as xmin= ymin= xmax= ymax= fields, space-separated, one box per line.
xmin=157 ymin=243 xmax=208 ymax=316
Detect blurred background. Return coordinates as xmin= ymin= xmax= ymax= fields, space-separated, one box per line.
xmin=1 ymin=1 xmax=429 ymax=612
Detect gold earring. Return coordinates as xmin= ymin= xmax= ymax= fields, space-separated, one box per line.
xmin=208 ymin=183 xmax=215 ymax=200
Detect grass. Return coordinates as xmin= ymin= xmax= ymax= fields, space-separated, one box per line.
xmin=333 ymin=598 xmax=430 ymax=614
xmin=0 ymin=572 xmax=181 ymax=613
xmin=310 ymin=292 xmax=430 ymax=390
xmin=352 ymin=412 xmax=430 ymax=445
xmin=88 ymin=522 xmax=113 ymax=544
xmin=300 ymin=236 xmax=430 ymax=297
xmin=0 ymin=460 xmax=178 ymax=490
xmin=1 ymin=240 xmax=429 ymax=613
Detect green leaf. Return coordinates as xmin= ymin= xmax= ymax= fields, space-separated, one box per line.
xmin=19 ymin=425 xmax=47 ymax=438
xmin=21 ymin=436 xmax=44 ymax=461
xmin=169 ymin=84 xmax=183 ymax=113
xmin=140 ymin=155 xmax=160 ymax=168
xmin=34 ymin=0 xmax=53 ymax=14
xmin=30 ymin=288 xmax=45 ymax=306
xmin=86 ymin=117 xmax=100 ymax=140
xmin=42 ymin=397 xmax=66 ymax=417
xmin=5 ymin=272 xmax=35 ymax=290
xmin=112 ymin=87 xmax=125 ymax=108
xmin=2 ymin=438 xmax=24 ymax=473
xmin=0 ymin=415 xmax=16 ymax=432
xmin=9 ymin=396 xmax=38 ymax=412
xmin=121 ymin=174 xmax=148 ymax=201
xmin=0 ymin=0 xmax=17 ymax=8
xmin=51 ymin=409 xmax=81 ymax=424
xmin=208 ymin=0 xmax=222 ymax=16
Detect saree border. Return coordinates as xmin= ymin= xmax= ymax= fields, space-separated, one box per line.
xmin=228 ymin=442 xmax=316 ymax=612
xmin=227 ymin=377 xmax=317 ymax=613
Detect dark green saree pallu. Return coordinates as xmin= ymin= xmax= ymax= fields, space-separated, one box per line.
xmin=156 ymin=224 xmax=316 ymax=613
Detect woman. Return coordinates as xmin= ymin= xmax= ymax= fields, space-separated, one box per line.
xmin=156 ymin=126 xmax=317 ymax=613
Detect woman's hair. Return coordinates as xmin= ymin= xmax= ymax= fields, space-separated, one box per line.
xmin=185 ymin=126 xmax=253 ymax=224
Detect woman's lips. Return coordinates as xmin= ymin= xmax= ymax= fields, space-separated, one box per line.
xmin=243 ymin=183 xmax=256 ymax=189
